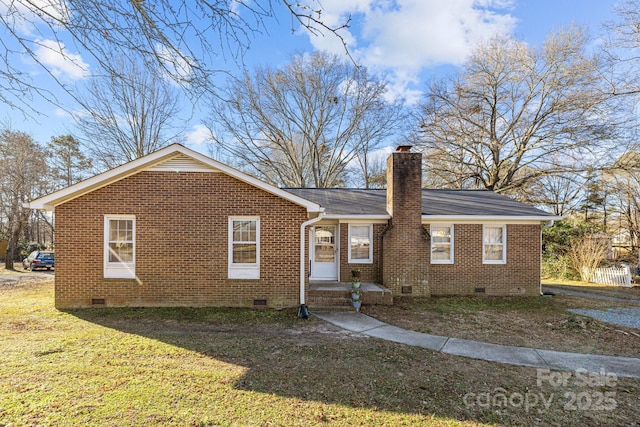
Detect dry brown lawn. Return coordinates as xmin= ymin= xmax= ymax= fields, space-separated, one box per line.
xmin=1 ymin=271 xmax=639 ymax=426
xmin=363 ymin=289 xmax=640 ymax=358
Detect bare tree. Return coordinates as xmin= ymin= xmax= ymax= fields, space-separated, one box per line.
xmin=607 ymin=150 xmax=640 ymax=253
xmin=602 ymin=0 xmax=640 ymax=96
xmin=524 ymin=172 xmax=585 ymax=217
xmin=0 ymin=1 xmax=350 ymax=115
xmin=415 ymin=28 xmax=623 ymax=196
xmin=75 ymin=58 xmax=184 ymax=170
xmin=354 ymin=149 xmax=388 ymax=189
xmin=206 ymin=51 xmax=404 ymax=188
xmin=0 ymin=130 xmax=47 ymax=269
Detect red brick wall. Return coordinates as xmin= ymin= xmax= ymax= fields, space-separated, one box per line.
xmin=428 ymin=223 xmax=541 ymax=296
xmin=338 ymin=223 xmax=385 ymax=283
xmin=54 ymin=171 xmax=309 ymax=308
xmin=382 ymin=152 xmax=431 ymax=295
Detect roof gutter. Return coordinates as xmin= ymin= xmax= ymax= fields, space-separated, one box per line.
xmin=540 ymin=220 xmax=556 ymax=296
xmin=298 ymin=211 xmax=324 ymax=318
xmin=541 ymin=219 xmax=555 ymax=231
xmin=423 ymin=215 xmax=563 ymax=222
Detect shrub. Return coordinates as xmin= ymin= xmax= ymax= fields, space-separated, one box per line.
xmin=568 ymin=236 xmax=608 ymax=282
xmin=542 ymin=254 xmax=579 ymax=280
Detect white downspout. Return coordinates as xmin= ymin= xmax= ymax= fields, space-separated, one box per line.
xmin=298 ymin=212 xmax=324 ymax=317
xmin=540 ymin=220 xmax=555 ymax=296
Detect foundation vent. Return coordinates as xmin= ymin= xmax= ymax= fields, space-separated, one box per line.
xmin=253 ymin=299 xmax=267 ymax=307
xmin=91 ymin=298 xmax=106 ymax=305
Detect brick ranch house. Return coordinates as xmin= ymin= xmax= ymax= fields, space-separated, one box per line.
xmin=28 ymin=144 xmax=559 ymax=311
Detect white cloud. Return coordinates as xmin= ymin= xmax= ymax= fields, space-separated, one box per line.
xmin=54 ymin=107 xmax=70 ymax=117
xmin=1 ymin=0 xmax=70 ymax=34
xmin=301 ymin=0 xmax=517 ymax=102
xmin=186 ymin=124 xmax=212 ymax=145
xmin=155 ymin=43 xmax=194 ymax=85
xmin=33 ymin=38 xmax=89 ymax=80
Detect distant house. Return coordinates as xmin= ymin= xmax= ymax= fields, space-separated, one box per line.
xmin=28 ymin=144 xmax=559 ymax=310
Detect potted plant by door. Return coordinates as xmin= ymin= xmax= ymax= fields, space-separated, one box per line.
xmin=351 ymin=268 xmax=361 ymax=288
xmin=351 ymin=288 xmax=362 ymax=312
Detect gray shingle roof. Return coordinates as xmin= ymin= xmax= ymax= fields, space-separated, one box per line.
xmin=284 ymin=188 xmax=555 ymax=218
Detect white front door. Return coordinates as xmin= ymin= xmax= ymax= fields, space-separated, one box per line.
xmin=311 ymin=225 xmax=338 ymax=280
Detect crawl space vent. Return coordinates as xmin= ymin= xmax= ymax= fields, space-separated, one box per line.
xmin=253 ymin=299 xmax=267 ymax=306
xmin=474 ymin=287 xmax=486 ymax=294
xmin=401 ymin=286 xmax=413 ymax=294
xmin=91 ymin=298 xmax=106 ymax=305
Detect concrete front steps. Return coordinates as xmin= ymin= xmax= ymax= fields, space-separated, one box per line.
xmin=307 ymin=281 xmax=393 ymax=312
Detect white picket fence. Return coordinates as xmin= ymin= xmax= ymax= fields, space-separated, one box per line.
xmin=591 ymin=265 xmax=632 ymax=287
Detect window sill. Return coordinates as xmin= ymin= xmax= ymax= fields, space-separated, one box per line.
xmin=228 ymin=265 xmax=260 ymax=280
xmin=104 ymin=264 xmax=135 ymax=279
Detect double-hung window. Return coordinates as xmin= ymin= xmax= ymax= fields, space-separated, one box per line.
xmin=104 ymin=215 xmax=136 ymax=279
xmin=348 ymin=224 xmax=373 ymax=264
xmin=431 ymin=224 xmax=453 ymax=264
xmin=483 ymin=225 xmax=506 ymax=264
xmin=228 ymin=217 xmax=260 ymax=279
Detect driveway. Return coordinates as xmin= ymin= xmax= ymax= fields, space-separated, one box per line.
xmin=543 ymin=284 xmax=640 ymax=330
xmin=0 ymin=266 xmax=54 ymax=285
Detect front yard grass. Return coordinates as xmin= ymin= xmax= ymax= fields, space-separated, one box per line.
xmin=365 ymin=291 xmax=640 ymax=358
xmin=1 ymin=277 xmax=639 ymax=426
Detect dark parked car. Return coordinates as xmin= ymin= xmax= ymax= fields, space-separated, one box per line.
xmin=22 ymin=251 xmax=54 ymax=271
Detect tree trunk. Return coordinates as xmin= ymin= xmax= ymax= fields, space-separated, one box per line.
xmin=5 ymin=213 xmax=27 ymax=270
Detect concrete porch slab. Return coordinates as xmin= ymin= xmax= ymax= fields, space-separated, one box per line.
xmin=309 ymin=281 xmax=390 ymax=292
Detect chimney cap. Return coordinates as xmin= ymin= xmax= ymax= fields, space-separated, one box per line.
xmin=396 ymin=145 xmax=413 ymax=153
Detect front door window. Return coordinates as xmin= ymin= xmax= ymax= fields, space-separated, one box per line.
xmin=312 ymin=225 xmax=337 ymax=279
xmin=314 ymin=226 xmax=335 ymax=263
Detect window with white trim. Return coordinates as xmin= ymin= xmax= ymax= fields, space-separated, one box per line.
xmin=228 ymin=217 xmax=260 ymax=279
xmin=431 ymin=224 xmax=453 ymax=264
xmin=483 ymin=225 xmax=506 ymax=264
xmin=348 ymin=224 xmax=373 ymax=263
xmin=104 ymin=215 xmax=136 ymax=279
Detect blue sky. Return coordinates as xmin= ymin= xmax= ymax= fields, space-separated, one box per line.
xmin=0 ymin=0 xmax=619 ymax=150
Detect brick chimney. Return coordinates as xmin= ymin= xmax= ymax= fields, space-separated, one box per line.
xmin=382 ymin=145 xmax=430 ymax=296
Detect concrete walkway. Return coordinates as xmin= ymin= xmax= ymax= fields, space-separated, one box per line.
xmin=313 ymin=311 xmax=640 ymax=379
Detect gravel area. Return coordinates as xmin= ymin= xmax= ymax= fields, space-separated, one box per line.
xmin=568 ymin=307 xmax=640 ymax=329
xmin=543 ymin=286 xmax=640 ymax=305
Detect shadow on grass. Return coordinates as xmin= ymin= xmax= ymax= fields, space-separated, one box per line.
xmin=67 ymin=306 xmax=627 ymax=427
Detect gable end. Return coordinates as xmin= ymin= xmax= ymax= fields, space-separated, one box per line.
xmin=148 ymin=154 xmax=219 ymax=173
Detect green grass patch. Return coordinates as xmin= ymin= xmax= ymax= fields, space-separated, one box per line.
xmin=1 ymin=279 xmax=638 ymax=426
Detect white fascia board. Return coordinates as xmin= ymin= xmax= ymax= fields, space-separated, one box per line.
xmin=423 ymin=215 xmax=562 ymax=224
xmin=320 ymin=214 xmax=390 ymax=223
xmin=28 ymin=144 xmax=323 ymax=213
